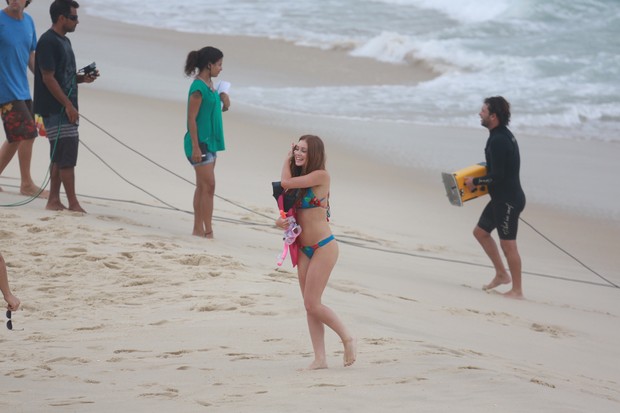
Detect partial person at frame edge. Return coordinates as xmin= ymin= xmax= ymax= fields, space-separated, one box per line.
xmin=0 ymin=0 xmax=48 ymax=198
xmin=1 ymin=253 xmax=20 ymax=312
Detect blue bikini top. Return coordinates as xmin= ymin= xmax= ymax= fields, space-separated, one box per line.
xmin=296 ymin=187 xmax=330 ymax=219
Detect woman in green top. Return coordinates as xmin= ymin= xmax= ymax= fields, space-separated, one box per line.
xmin=184 ymin=46 xmax=229 ymax=238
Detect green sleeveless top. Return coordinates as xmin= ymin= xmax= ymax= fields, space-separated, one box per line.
xmin=184 ymin=79 xmax=225 ymax=157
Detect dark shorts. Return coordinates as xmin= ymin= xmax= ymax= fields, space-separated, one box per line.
xmin=187 ymin=142 xmax=217 ymax=167
xmin=43 ymin=114 xmax=79 ymax=168
xmin=477 ymin=199 xmax=525 ymax=240
xmin=1 ymin=100 xmax=37 ymax=143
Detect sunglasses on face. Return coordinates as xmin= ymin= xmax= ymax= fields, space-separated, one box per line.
xmin=65 ymin=14 xmax=78 ymax=21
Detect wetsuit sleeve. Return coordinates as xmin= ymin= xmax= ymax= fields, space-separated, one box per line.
xmin=473 ymin=137 xmax=509 ymax=186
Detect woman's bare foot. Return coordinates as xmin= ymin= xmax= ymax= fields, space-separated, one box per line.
xmin=303 ymin=359 xmax=328 ymax=370
xmin=503 ymin=289 xmax=524 ymax=299
xmin=482 ymin=273 xmax=511 ymax=290
xmin=343 ymin=338 xmax=357 ymax=367
xmin=192 ymin=230 xmax=214 ymax=238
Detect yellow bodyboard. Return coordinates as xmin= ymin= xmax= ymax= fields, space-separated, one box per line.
xmin=442 ymin=162 xmax=489 ymax=206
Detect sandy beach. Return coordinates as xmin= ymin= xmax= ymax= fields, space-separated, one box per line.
xmin=1 ymin=2 xmax=619 ymax=412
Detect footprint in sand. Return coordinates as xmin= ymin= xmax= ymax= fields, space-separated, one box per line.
xmin=530 ymin=377 xmax=556 ymax=388
xmin=0 ymin=229 xmax=16 ymax=239
xmin=48 ymin=398 xmax=95 ymax=407
xmin=45 ymin=356 xmax=90 ymax=364
xmin=65 ymin=247 xmax=88 ymax=253
xmin=178 ymin=254 xmax=215 ymax=266
xmin=157 ymin=350 xmax=192 ymax=359
xmin=263 ymin=338 xmax=283 ymax=343
xmin=192 ymin=304 xmax=238 ymax=312
xmin=26 ymin=225 xmax=45 ymax=233
xmin=227 ymin=352 xmax=260 ymax=361
xmin=267 ymin=270 xmax=296 ymax=282
xmin=74 ymin=324 xmax=105 ymax=331
xmin=530 ymin=323 xmax=573 ymax=338
xmin=138 ymin=388 xmax=179 ymax=399
xmin=393 ymin=295 xmax=418 ymax=302
xmin=365 ymin=337 xmax=395 ymax=346
xmin=5 ymin=368 xmax=28 ymax=378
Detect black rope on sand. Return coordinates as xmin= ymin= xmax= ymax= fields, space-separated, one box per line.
xmin=60 ymin=114 xmax=618 ymax=290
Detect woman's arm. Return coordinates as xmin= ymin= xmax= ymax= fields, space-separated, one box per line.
xmin=282 ymin=169 xmax=329 ymax=190
xmin=280 ymin=148 xmax=293 ymax=182
xmin=220 ymin=92 xmax=230 ymax=112
xmin=187 ymin=90 xmax=203 ymax=163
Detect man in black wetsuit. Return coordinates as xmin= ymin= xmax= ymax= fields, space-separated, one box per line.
xmin=465 ymin=96 xmax=526 ymax=299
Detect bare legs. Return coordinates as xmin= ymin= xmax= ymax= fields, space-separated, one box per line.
xmin=0 ymin=139 xmax=48 ymax=197
xmin=192 ymin=161 xmax=215 ymax=238
xmin=0 ymin=142 xmax=20 ymax=189
xmin=473 ymin=226 xmax=523 ymax=298
xmin=499 ymin=239 xmax=523 ymax=298
xmin=297 ymin=242 xmax=356 ymax=369
xmin=46 ymin=164 xmax=85 ymax=213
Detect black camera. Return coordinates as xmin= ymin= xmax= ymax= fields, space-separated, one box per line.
xmin=79 ymin=62 xmax=98 ymax=77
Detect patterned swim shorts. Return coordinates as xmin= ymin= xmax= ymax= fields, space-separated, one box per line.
xmin=1 ymin=100 xmax=37 ymax=143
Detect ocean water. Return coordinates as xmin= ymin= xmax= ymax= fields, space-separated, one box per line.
xmin=86 ymin=0 xmax=620 ymax=144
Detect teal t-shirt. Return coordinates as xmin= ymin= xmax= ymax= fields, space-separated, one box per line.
xmin=184 ymin=79 xmax=225 ymax=157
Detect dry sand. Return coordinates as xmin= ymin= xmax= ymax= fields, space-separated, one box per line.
xmin=1 ymin=2 xmax=618 ymax=412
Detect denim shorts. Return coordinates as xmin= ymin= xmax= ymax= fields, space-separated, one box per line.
xmin=188 ymin=142 xmax=217 ymax=166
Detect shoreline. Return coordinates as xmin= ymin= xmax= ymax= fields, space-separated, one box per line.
xmin=1 ymin=3 xmax=619 ymax=412
xmin=27 ymin=3 xmax=620 ymax=221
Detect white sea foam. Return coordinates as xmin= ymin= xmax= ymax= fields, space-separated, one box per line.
xmin=370 ymin=0 xmax=513 ymax=23
xmin=85 ymin=0 xmax=620 ymax=143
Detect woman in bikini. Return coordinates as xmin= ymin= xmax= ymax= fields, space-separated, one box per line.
xmin=276 ymin=135 xmax=356 ymax=369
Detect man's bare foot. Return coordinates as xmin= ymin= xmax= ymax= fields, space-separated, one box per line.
xmin=482 ymin=273 xmax=511 ymax=291
xmin=304 ymin=359 xmax=328 ymax=370
xmin=343 ymin=338 xmax=357 ymax=367
xmin=68 ymin=203 xmax=86 ymax=213
xmin=20 ymin=184 xmax=49 ymax=199
xmin=205 ymin=231 xmax=214 ymax=239
xmin=503 ymin=289 xmax=524 ymax=299
xmin=45 ymin=200 xmax=67 ymax=211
